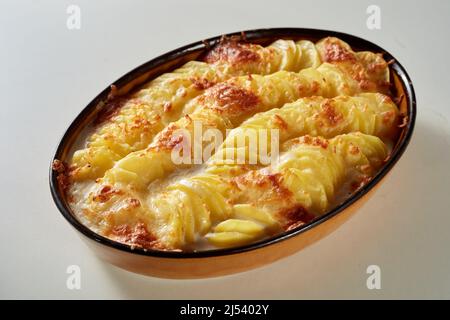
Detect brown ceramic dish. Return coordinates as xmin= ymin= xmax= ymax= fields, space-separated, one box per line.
xmin=49 ymin=28 xmax=416 ymax=279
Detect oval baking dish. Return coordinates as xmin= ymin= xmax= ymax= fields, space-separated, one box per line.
xmin=49 ymin=28 xmax=416 ymax=279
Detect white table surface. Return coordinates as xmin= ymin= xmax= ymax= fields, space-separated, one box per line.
xmin=1 ymin=0 xmax=449 ymax=299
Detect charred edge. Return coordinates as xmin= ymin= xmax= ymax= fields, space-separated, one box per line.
xmin=94 ymin=96 xmax=128 ymax=126
xmin=51 ymin=159 xmax=71 ymax=192
xmin=281 ymin=205 xmax=316 ymax=231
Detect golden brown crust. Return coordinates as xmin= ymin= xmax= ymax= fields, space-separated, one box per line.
xmin=318 ymin=100 xmax=344 ymax=127
xmin=110 ymin=222 xmax=163 ymax=249
xmin=150 ymin=123 xmax=184 ymax=151
xmin=52 ymin=159 xmax=71 ymax=191
xmin=190 ymin=77 xmax=216 ymax=90
xmin=205 ymin=82 xmax=260 ymax=115
xmin=321 ymin=39 xmax=356 ymax=62
xmin=348 ymin=143 xmax=360 ymax=155
xmin=273 ymin=114 xmax=288 ymax=130
xmin=67 ymin=36 xmax=396 ymax=251
xmin=286 ymin=135 xmax=330 ymax=149
xmin=127 ymin=198 xmax=141 ymax=208
xmin=203 ymin=38 xmax=261 ymax=65
xmin=235 ymin=171 xmax=293 ymax=203
xmin=368 ymin=54 xmax=389 ymax=73
xmin=92 ymin=185 xmax=124 ymax=203
xmin=280 ymin=205 xmax=316 ymax=231
xmin=52 ymin=159 xmax=65 ymax=173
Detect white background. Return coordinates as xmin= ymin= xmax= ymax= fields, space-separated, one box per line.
xmin=1 ymin=0 xmax=450 ymax=299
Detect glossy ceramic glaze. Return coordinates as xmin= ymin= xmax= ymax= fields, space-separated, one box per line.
xmin=49 ymin=28 xmax=416 ymax=279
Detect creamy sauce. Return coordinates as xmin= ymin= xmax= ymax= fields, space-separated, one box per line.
xmin=65 ymin=36 xmax=398 ymax=251
xmin=68 ymin=133 xmax=395 ymax=251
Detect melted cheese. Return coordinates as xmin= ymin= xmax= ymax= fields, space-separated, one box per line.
xmin=66 ymin=37 xmax=398 ymax=251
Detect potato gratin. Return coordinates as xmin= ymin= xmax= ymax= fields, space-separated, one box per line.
xmin=55 ymin=37 xmax=399 ymax=251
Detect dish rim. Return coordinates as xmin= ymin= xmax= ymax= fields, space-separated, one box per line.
xmin=49 ymin=27 xmax=416 ymax=259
